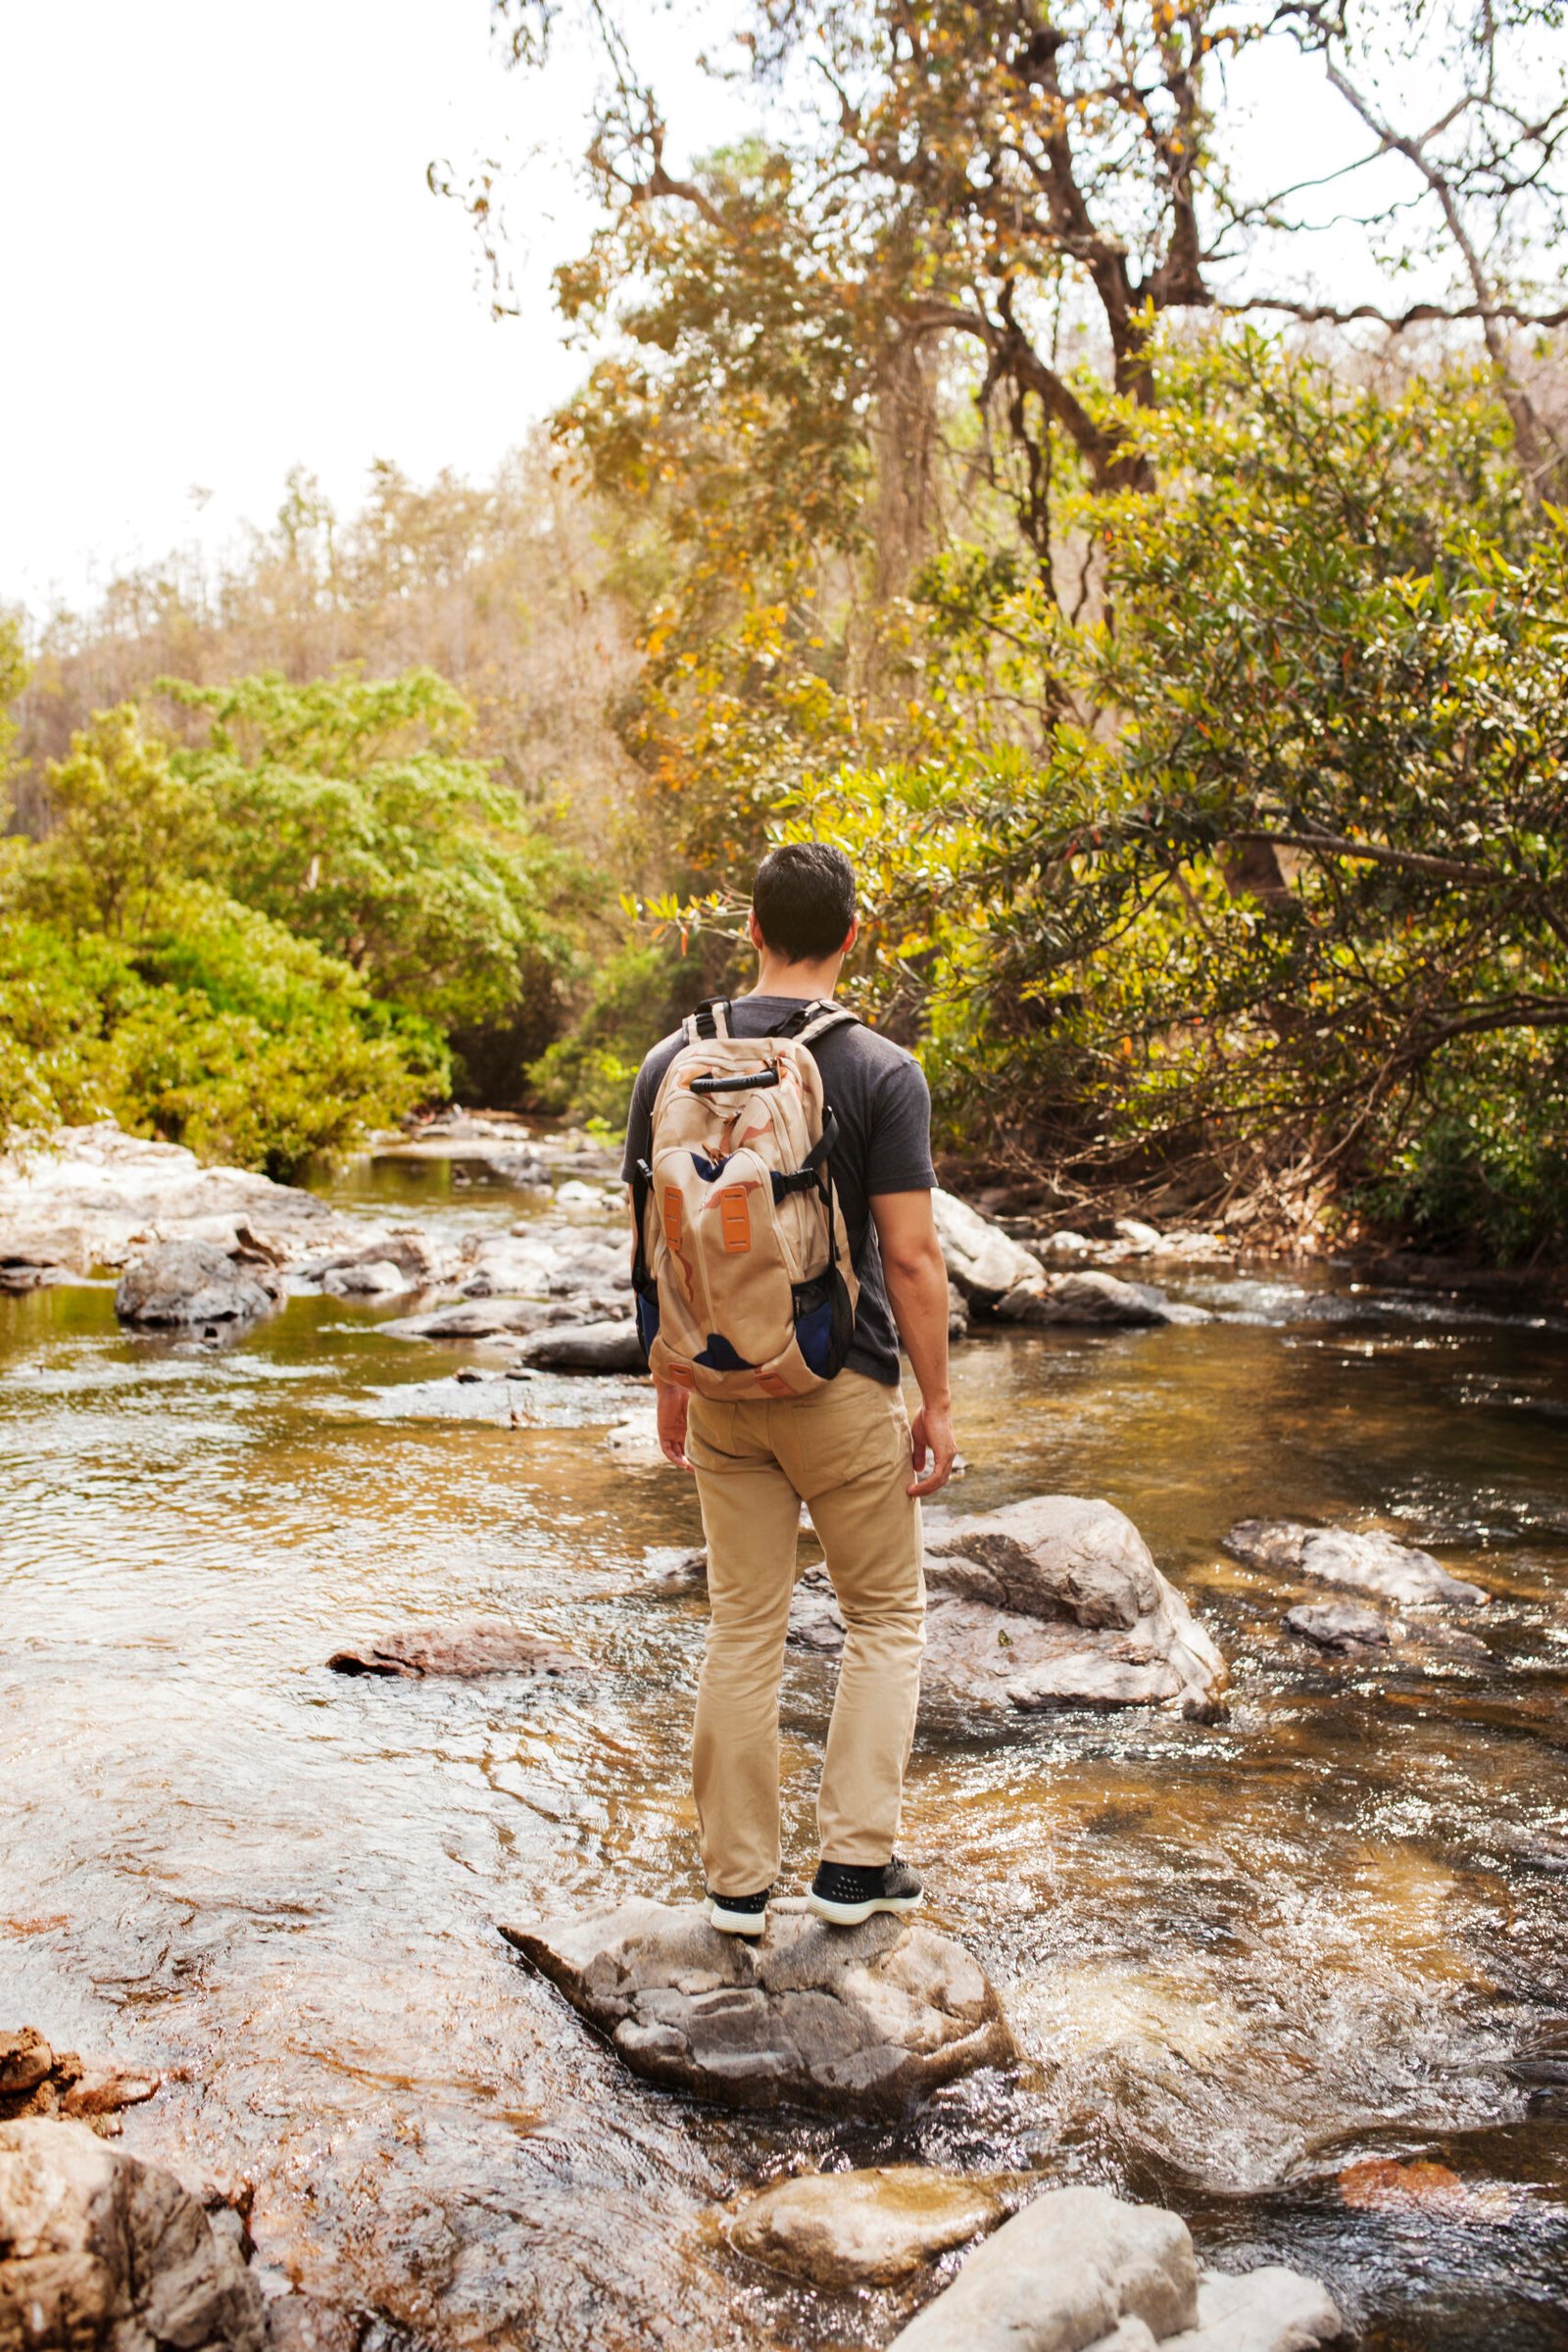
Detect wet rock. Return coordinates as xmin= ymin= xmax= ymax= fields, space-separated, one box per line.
xmin=115 ymin=1239 xmax=284 ymax=1327
xmin=607 ymin=1409 xmax=668 ymax=1468
xmin=515 ymin=1319 xmax=645 ymax=1374
xmin=1163 ymin=2266 xmax=1344 ymax=2350
xmin=932 ymin=1189 xmax=1044 ymax=1302
xmin=1 ymin=2033 xmax=160 ymax=2136
xmin=1224 ymin=1520 xmax=1488 ymax=1606
xmin=320 ymin=1256 xmax=409 ymax=1297
xmin=325 ymin=1618 xmax=586 ymax=1680
xmin=948 ymin=1282 xmax=971 ymax=1341
xmin=995 ymin=1271 xmax=1209 ymax=1329
xmin=889 ymin=2185 xmax=1198 ymax=2351
xmin=1037 ymin=1229 xmax=1094 ymax=1259
xmin=728 ymin=2166 xmax=1009 ymax=2286
xmin=0 ymin=1123 xmax=375 ymax=1282
xmin=642 ymin=1546 xmax=709 ymax=1593
xmin=786 ymin=1566 xmax=848 ymax=1652
xmin=1285 ymin=1601 xmax=1395 ymax=1651
xmin=1114 ymin=1217 xmax=1163 ymax=1254
xmin=0 ymin=2117 xmax=268 ymax=2352
xmin=502 ymin=1897 xmax=1014 ymax=2115
xmin=265 ymin=2291 xmax=366 ymax=2352
xmin=922 ymin=1498 xmax=1228 ymax=1719
xmin=382 ymin=1298 xmax=555 ymax=1341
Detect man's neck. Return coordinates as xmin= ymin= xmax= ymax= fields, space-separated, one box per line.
xmin=747 ymin=954 xmax=844 ymax=1001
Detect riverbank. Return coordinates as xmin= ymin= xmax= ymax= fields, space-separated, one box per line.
xmin=3 ymin=1120 xmax=1566 ymax=2349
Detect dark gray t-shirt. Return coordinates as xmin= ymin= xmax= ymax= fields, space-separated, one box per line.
xmin=621 ymin=995 xmax=936 ymax=1385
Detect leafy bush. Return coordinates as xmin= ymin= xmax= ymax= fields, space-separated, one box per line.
xmin=525 ymin=938 xmax=690 ymax=1126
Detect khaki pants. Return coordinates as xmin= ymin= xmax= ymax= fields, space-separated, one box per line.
xmin=686 ymin=1370 xmax=925 ymax=1893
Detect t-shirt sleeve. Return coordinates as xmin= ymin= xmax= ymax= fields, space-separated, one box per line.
xmin=863 ymin=1054 xmax=936 ymax=1196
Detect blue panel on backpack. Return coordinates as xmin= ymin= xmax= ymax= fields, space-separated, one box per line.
xmin=694 ymin=1332 xmax=755 ymax=1372
xmin=634 ymin=1287 xmax=661 ymax=1359
xmin=690 ymin=1152 xmax=729 ymax=1182
xmin=795 ymin=1297 xmax=834 ymax=1377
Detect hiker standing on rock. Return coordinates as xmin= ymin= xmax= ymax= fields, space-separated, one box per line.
xmin=623 ymin=842 xmax=957 ymax=1936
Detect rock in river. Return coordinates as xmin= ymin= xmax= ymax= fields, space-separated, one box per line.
xmin=115 ymin=1238 xmax=284 ymax=1327
xmin=728 ymin=2165 xmax=1010 ymax=2286
xmin=1285 ymin=1601 xmax=1395 ymax=1651
xmin=922 ymin=1497 xmax=1227 ymax=1719
xmin=326 ymin=1618 xmax=586 ymax=1680
xmin=0 ymin=2029 xmax=159 ymax=2138
xmin=932 ymin=1188 xmax=1044 ymax=1302
xmin=888 ymin=2185 xmax=1343 ymax=2352
xmin=515 ymin=1318 xmax=645 ymax=1374
xmin=502 ymin=1897 xmax=1014 ymax=2114
xmin=890 ymin=2185 xmax=1199 ymax=2351
xmin=1225 ymin=1519 xmax=1488 ymax=1606
xmin=0 ymin=2117 xmax=269 ymax=2352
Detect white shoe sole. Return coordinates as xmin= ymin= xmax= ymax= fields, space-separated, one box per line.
xmin=706 ymin=1898 xmax=767 ymax=1936
xmin=807 ymin=1890 xmax=922 ymax=1927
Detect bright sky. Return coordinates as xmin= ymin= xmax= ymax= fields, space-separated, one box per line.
xmin=0 ymin=0 xmax=616 ymax=618
xmin=1 ymin=1 xmax=1453 ymax=624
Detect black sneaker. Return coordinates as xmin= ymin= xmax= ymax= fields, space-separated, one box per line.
xmin=705 ymin=1887 xmax=770 ymax=1937
xmin=807 ymin=1857 xmax=922 ymax=1927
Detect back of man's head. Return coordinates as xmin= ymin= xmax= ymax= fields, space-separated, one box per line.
xmin=752 ymin=842 xmax=857 ymax=964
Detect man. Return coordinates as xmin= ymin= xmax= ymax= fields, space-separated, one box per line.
xmin=621 ymin=841 xmax=957 ymax=1936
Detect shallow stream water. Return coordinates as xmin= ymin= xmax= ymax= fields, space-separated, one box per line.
xmin=3 ymin=1150 xmax=1567 ymax=2348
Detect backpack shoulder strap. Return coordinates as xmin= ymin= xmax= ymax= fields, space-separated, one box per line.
xmin=680 ymin=996 xmax=733 ymax=1047
xmin=767 ymin=999 xmax=859 ymax=1049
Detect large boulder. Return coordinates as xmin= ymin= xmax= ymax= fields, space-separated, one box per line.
xmin=0 ymin=2117 xmax=269 ymax=2352
xmin=888 ymin=2189 xmax=1343 ymax=2352
xmin=728 ymin=2166 xmax=1010 ymax=2286
xmin=889 ymin=2186 xmax=1198 ymax=2351
xmin=922 ymin=1499 xmax=1227 ymax=1719
xmin=932 ymin=1190 xmax=1044 ymax=1302
xmin=114 ymin=1239 xmax=283 ymax=1327
xmin=502 ymin=1898 xmax=1013 ymax=2114
xmin=515 ymin=1319 xmax=644 ymax=1373
xmin=1224 ymin=1520 xmax=1488 ymax=1606
xmin=325 ymin=1618 xmax=586 ymax=1680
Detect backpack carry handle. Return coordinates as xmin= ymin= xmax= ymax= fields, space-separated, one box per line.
xmin=682 ymin=997 xmax=733 ymax=1045
xmin=690 ymin=1067 xmax=781 ymax=1096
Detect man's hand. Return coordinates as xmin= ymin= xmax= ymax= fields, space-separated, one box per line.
xmin=907 ymin=1396 xmax=956 ymax=1497
xmin=656 ymin=1382 xmax=692 ymax=1470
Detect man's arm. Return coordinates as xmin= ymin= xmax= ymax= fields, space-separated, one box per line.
xmin=869 ymin=1190 xmax=957 ymax=1498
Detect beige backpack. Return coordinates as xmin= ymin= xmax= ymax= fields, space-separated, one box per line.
xmin=630 ymin=996 xmax=860 ymax=1399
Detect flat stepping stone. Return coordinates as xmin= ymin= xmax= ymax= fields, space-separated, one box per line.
xmin=728 ymin=2165 xmax=1011 ymax=2285
xmin=501 ymin=1897 xmax=1014 ymax=2114
xmin=326 ymin=1618 xmax=585 ymax=1680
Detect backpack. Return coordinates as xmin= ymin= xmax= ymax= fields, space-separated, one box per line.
xmin=629 ymin=995 xmax=860 ymax=1400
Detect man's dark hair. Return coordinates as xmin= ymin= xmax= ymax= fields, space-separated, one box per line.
xmin=752 ymin=842 xmax=857 ymax=963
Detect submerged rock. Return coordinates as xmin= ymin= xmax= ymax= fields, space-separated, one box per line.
xmin=515 ymin=1319 xmax=644 ymax=1373
xmin=889 ymin=2188 xmax=1343 ymax=2352
xmin=1225 ymin=1519 xmax=1487 ymax=1606
xmin=381 ymin=1298 xmax=555 ymax=1341
xmin=728 ymin=2165 xmax=1009 ymax=2286
xmin=890 ymin=2185 xmax=1198 ymax=2350
xmin=922 ymin=1498 xmax=1227 ymax=1719
xmin=1285 ymin=1601 xmax=1395 ymax=1651
xmin=115 ymin=1238 xmax=284 ymax=1327
xmin=325 ymin=1618 xmax=586 ymax=1680
xmin=0 ymin=2117 xmax=269 ymax=2352
xmin=502 ymin=1897 xmax=1014 ymax=2114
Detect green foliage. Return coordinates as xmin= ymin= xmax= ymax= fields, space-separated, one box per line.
xmin=0 ymin=893 xmax=432 ymax=1180
xmin=796 ymin=343 xmax=1568 ymax=1252
xmin=525 ymin=937 xmax=690 ymax=1125
xmin=165 ymin=667 xmax=581 ymax=1034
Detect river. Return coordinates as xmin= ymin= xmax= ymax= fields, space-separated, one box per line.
xmin=3 ymin=1146 xmax=1566 ymax=2349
